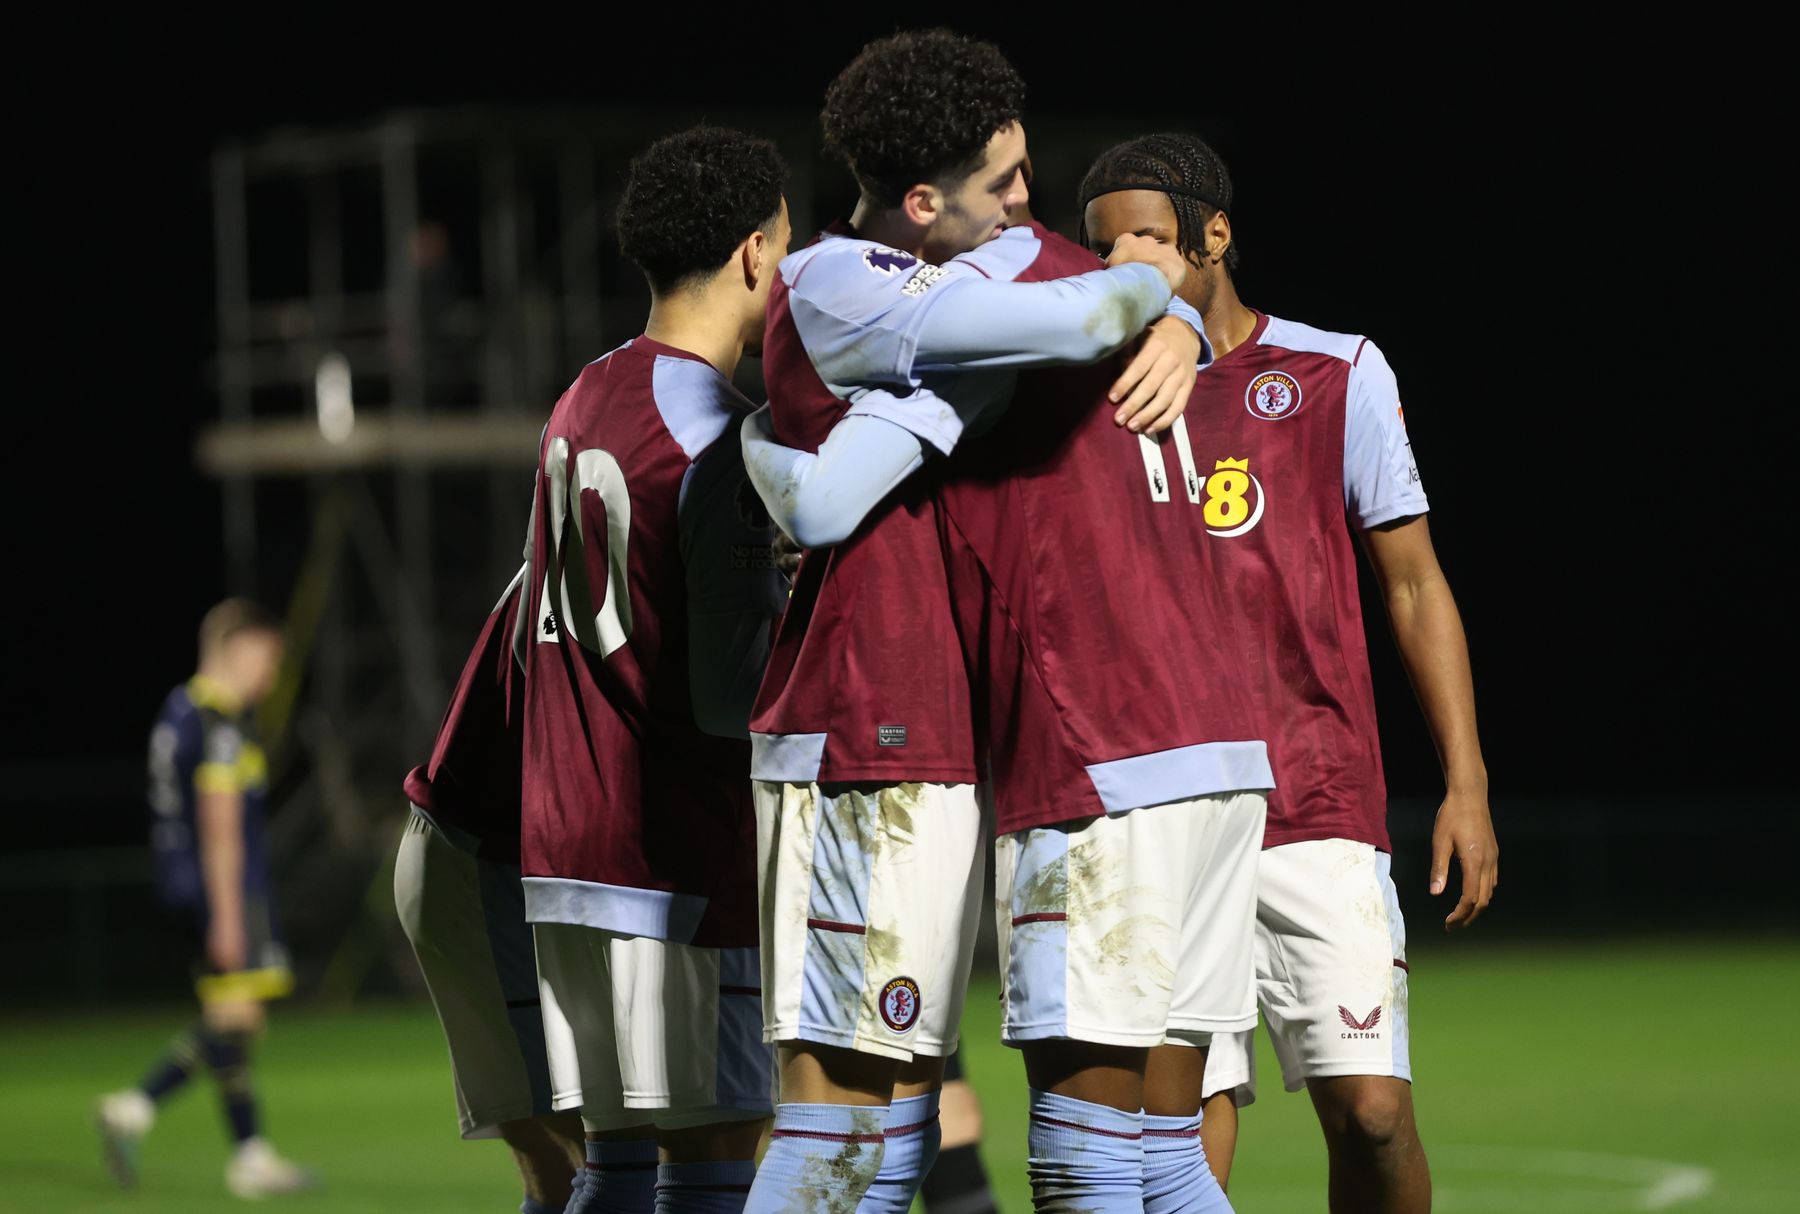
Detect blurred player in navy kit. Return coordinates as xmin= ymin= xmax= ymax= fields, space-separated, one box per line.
xmin=96 ymin=599 xmax=318 ymax=1198
xmin=396 ymin=567 xmax=587 ymax=1214
xmin=1081 ymin=132 xmax=1498 ymax=1214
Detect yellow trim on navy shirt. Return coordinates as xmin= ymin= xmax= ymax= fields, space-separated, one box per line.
xmin=197 ymin=966 xmax=294 ymax=1005
xmin=187 ymin=675 xmax=246 ymax=715
xmin=194 ymin=762 xmax=244 ymax=795
xmin=237 ymin=744 xmax=267 ymax=790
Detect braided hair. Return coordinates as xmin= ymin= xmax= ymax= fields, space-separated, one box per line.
xmin=1077 ymin=133 xmax=1239 ymax=276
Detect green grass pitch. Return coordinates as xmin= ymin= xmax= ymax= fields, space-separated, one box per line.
xmin=3 ymin=939 xmax=1796 ymax=1212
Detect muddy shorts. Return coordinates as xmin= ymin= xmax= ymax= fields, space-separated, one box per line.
xmin=995 ymin=791 xmax=1266 ymax=1048
xmin=754 ymin=780 xmax=989 ymax=1062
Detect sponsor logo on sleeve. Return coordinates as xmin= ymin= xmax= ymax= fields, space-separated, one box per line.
xmin=879 ymin=976 xmax=922 ymax=1032
xmin=900 ymin=263 xmax=951 ymax=297
xmin=863 ymin=247 xmax=918 ymax=276
xmin=1338 ymin=1004 xmax=1383 ymax=1037
xmin=1246 ymin=370 xmax=1303 ymax=420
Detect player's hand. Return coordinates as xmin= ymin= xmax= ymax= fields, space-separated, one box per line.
xmin=1109 ymin=317 xmax=1200 ymax=433
xmin=208 ymin=915 xmax=248 ymax=973
xmin=1430 ymin=788 xmax=1497 ymax=930
xmin=773 ymin=530 xmax=804 ymax=581
xmin=1106 ymin=232 xmax=1189 ymax=294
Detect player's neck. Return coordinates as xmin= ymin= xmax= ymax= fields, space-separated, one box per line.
xmin=1206 ymin=286 xmax=1259 ymax=360
xmin=643 ymin=293 xmax=745 ymax=382
xmin=848 ymin=199 xmax=928 ymax=258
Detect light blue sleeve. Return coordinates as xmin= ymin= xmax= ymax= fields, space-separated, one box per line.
xmin=904 ymin=262 xmax=1176 ymax=372
xmin=1343 ymin=340 xmax=1430 ymax=529
xmin=919 ymin=227 xmax=1208 ymax=366
xmin=741 ymin=406 xmax=926 ymax=549
xmin=678 ymin=419 xmax=789 ymax=738
xmin=840 ymin=367 xmax=1016 ymax=457
xmin=1163 ymin=295 xmax=1214 ymax=366
xmin=787 ymin=230 xmax=1176 ymax=396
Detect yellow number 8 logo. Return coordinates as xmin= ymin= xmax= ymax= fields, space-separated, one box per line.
xmin=1203 ymin=458 xmax=1265 ymax=538
xmin=1204 ymin=463 xmax=1251 ymax=528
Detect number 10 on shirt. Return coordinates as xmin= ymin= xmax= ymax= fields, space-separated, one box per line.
xmin=536 ymin=437 xmax=635 ymax=658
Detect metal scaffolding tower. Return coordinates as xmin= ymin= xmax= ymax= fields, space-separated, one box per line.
xmin=195 ymin=105 xmax=818 ymax=994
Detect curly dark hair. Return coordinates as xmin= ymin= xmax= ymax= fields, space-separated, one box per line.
xmin=616 ymin=125 xmax=788 ymax=294
xmin=1078 ymin=133 xmax=1240 ymax=277
xmin=822 ymin=29 xmax=1026 ymax=208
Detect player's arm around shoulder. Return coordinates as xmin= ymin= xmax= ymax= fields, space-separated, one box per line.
xmin=915 ymin=229 xmax=1191 ymax=369
xmin=740 ymin=403 xmax=930 ymax=549
xmin=803 ymin=229 xmax=1172 ymax=374
xmin=954 ymin=228 xmax=1206 ymax=433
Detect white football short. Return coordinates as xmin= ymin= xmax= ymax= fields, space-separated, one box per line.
xmin=756 ymin=781 xmax=988 ymax=1062
xmin=1202 ymin=838 xmax=1412 ymax=1105
xmin=533 ymin=923 xmax=772 ymax=1131
xmin=393 ymin=805 xmax=554 ymax=1138
xmin=995 ymin=791 xmax=1266 ymax=1048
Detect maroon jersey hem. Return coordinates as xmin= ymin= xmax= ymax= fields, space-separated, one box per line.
xmin=813 ymin=764 xmax=983 ymax=786
xmin=1263 ymin=822 xmax=1392 ymax=853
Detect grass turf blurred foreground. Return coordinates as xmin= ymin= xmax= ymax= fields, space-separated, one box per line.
xmin=2 ymin=939 xmax=1796 ymax=1213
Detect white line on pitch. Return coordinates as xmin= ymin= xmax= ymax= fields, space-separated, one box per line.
xmin=1435 ymin=1146 xmax=1716 ymax=1211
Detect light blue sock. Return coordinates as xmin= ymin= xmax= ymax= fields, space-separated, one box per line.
xmin=655 ymin=1159 xmax=754 ymax=1213
xmin=562 ymin=1157 xmax=592 ymax=1214
xmin=860 ymin=1092 xmax=942 ymax=1212
xmin=743 ymin=1104 xmax=886 ymax=1213
xmin=1026 ymin=1089 xmax=1144 ymax=1212
xmin=562 ymin=1167 xmax=591 ymax=1214
xmin=573 ymin=1138 xmax=657 ymax=1214
xmin=522 ymin=1198 xmax=564 ymax=1214
xmin=1142 ymin=1113 xmax=1232 ymax=1213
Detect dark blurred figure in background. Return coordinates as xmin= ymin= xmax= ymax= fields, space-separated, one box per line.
xmin=395 ymin=566 xmax=587 ymax=1214
xmin=920 ymin=1048 xmax=999 ymax=1214
xmin=396 ymin=218 xmax=480 ymax=408
xmin=95 ymin=599 xmax=319 ymax=1198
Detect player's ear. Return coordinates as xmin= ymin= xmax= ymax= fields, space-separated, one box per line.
xmin=1204 ymin=210 xmax=1232 ymax=264
xmin=741 ymin=229 xmax=765 ymax=290
xmin=900 ymin=183 xmax=939 ymax=229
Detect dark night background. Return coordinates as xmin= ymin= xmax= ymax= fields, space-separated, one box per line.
xmin=7 ymin=17 xmax=1789 ymax=883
